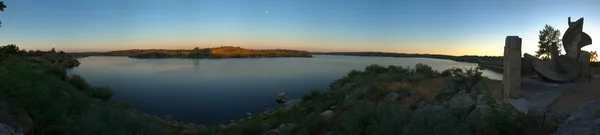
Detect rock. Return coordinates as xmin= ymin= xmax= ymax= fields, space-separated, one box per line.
xmin=260 ymin=122 xmax=272 ymax=131
xmin=467 ymin=104 xmax=492 ymax=135
xmin=408 ymin=90 xmax=419 ymax=98
xmin=282 ymin=99 xmax=301 ymax=112
xmin=438 ymin=81 xmax=457 ymax=95
xmin=164 ymin=115 xmax=174 ymax=122
xmin=330 ymin=106 xmax=336 ymax=110
xmin=320 ymin=110 xmax=334 ymax=119
xmin=262 ymin=123 xmax=297 ymax=135
xmin=185 ymin=123 xmax=198 ymax=129
xmin=384 ymin=92 xmax=399 ymax=102
xmin=526 ymin=108 xmax=569 ymax=134
xmin=0 ymin=123 xmax=23 ymax=135
xmin=219 ymin=123 xmax=236 ymax=129
xmin=12 ymin=107 xmax=33 ymax=134
xmin=262 ymin=129 xmax=280 ymax=135
xmin=551 ymin=100 xmax=600 ymax=135
xmin=275 ymin=93 xmax=287 ymax=101
xmin=180 ymin=129 xmax=198 ymax=135
xmin=449 ymin=91 xmax=476 ymax=116
xmin=279 ymin=123 xmax=297 ymax=130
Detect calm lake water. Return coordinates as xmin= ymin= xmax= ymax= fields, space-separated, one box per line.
xmin=67 ymin=55 xmax=502 ymax=124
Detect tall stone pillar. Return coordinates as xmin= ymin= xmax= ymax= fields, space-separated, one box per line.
xmin=579 ymin=51 xmax=590 ymax=80
xmin=503 ymin=36 xmax=522 ymax=99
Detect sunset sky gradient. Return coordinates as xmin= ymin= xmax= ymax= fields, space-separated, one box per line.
xmin=0 ymin=0 xmax=598 ymax=56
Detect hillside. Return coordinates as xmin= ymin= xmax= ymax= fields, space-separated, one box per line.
xmin=69 ymin=46 xmax=313 ymax=59
xmin=2 ymin=44 xmax=596 ymax=135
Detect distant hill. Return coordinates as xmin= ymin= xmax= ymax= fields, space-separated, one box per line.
xmin=69 ymin=46 xmax=313 ymax=59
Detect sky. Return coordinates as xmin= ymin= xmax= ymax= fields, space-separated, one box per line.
xmin=0 ymin=0 xmax=598 ymax=56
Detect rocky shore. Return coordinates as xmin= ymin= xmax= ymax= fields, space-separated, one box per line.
xmin=2 ymin=45 xmax=599 ymax=135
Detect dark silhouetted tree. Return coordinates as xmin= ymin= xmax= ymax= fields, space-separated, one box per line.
xmin=51 ymin=47 xmax=56 ymax=53
xmin=1 ymin=44 xmax=19 ymax=54
xmin=535 ymin=25 xmax=562 ymax=60
xmin=194 ymin=47 xmax=200 ymax=51
xmin=0 ymin=1 xmax=6 ymax=27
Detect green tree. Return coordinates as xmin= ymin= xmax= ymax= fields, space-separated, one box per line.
xmin=0 ymin=1 xmax=6 ymax=27
xmin=535 ymin=25 xmax=562 ymax=60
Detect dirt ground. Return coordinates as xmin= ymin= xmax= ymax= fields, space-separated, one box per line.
xmin=548 ymin=77 xmax=600 ymax=113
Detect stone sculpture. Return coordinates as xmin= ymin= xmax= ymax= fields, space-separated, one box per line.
xmin=524 ymin=17 xmax=592 ymax=82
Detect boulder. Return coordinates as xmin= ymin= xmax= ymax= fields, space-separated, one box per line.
xmin=260 ymin=122 xmax=272 ymax=131
xmin=7 ymin=106 xmax=33 ymax=134
xmin=0 ymin=123 xmax=23 ymax=135
xmin=551 ymin=100 xmax=600 ymax=135
xmin=320 ymin=110 xmax=334 ymax=119
xmin=527 ymin=108 xmax=570 ymax=134
xmin=383 ymin=92 xmax=399 ymax=102
xmin=408 ymin=90 xmax=419 ymax=98
xmin=466 ymin=104 xmax=490 ymax=135
xmin=449 ymin=91 xmax=476 ymax=116
xmin=261 ymin=123 xmax=297 ymax=135
xmin=275 ymin=93 xmax=287 ymax=101
xmin=438 ymin=81 xmax=457 ymax=95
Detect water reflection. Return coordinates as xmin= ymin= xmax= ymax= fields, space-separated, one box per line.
xmin=67 ymin=55 xmax=502 ymax=124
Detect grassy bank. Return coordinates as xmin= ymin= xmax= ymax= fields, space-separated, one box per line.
xmin=1 ymin=44 xmax=533 ymax=135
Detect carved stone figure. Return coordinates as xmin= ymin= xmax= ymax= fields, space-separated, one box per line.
xmin=524 ymin=17 xmax=592 ymax=82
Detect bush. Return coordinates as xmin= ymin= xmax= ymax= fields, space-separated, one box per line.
xmin=415 ymin=63 xmax=435 ymax=74
xmin=440 ymin=69 xmax=452 ymax=77
xmin=44 ymin=65 xmax=67 ymax=80
xmin=68 ymin=74 xmax=90 ymax=90
xmin=449 ymin=66 xmax=484 ymax=93
xmin=88 ymin=86 xmax=114 ymax=101
xmin=364 ymin=64 xmax=387 ymax=74
xmin=481 ymin=87 xmax=525 ymax=135
xmin=302 ymin=90 xmax=322 ymax=101
xmin=333 ymin=103 xmax=409 ymax=135
xmin=346 ymin=70 xmax=362 ymax=78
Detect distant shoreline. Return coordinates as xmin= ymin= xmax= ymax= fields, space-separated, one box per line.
xmin=314 ymin=52 xmax=505 ymax=73
xmin=68 ymin=46 xmax=313 ymax=59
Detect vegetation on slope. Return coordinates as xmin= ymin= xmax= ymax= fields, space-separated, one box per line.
xmin=193 ymin=63 xmax=527 ymax=135
xmin=0 ymin=45 xmax=207 ymax=135
xmin=69 ymin=46 xmax=313 ymax=59
xmin=1 ymin=44 xmax=536 ymax=135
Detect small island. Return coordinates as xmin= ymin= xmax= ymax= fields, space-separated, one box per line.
xmin=70 ymin=46 xmax=313 ymax=59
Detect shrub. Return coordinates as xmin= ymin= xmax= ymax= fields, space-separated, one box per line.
xmin=302 ymin=89 xmax=322 ymax=101
xmin=364 ymin=64 xmax=387 ymax=74
xmin=44 ymin=65 xmax=67 ymax=80
xmin=481 ymin=87 xmax=525 ymax=135
xmin=450 ymin=66 xmax=484 ymax=93
xmin=415 ymin=63 xmax=437 ymax=77
xmin=333 ymin=103 xmax=409 ymax=135
xmin=440 ymin=69 xmax=452 ymax=77
xmin=346 ymin=70 xmax=362 ymax=78
xmin=68 ymin=74 xmax=90 ymax=90
xmin=88 ymin=86 xmax=114 ymax=101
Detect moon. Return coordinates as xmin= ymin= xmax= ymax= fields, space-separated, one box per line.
xmin=266 ymin=11 xmax=269 ymax=14
xmin=265 ymin=9 xmax=269 ymax=14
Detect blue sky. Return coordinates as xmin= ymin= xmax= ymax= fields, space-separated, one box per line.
xmin=0 ymin=0 xmax=598 ymax=56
